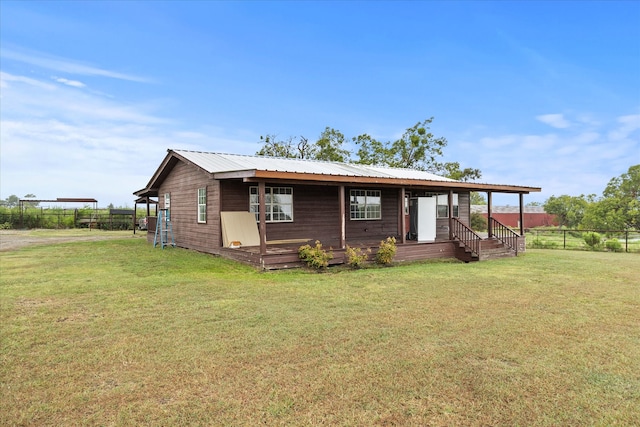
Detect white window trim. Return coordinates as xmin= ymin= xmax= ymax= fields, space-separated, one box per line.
xmin=350 ymin=189 xmax=382 ymax=220
xmin=249 ymin=186 xmax=294 ymax=223
xmin=436 ymin=193 xmax=459 ymax=218
xmin=197 ymin=187 xmax=207 ymax=223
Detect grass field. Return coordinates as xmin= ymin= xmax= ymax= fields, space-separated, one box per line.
xmin=1 ymin=235 xmax=638 ymax=426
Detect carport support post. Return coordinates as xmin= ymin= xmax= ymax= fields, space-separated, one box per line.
xmin=339 ymin=185 xmax=346 ymax=249
xmin=258 ymin=181 xmax=267 ymax=255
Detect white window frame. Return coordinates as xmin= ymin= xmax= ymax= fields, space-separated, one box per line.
xmin=197 ymin=187 xmax=207 ymax=223
xmin=350 ymin=189 xmax=382 ymax=220
xmin=249 ymin=186 xmax=294 ymax=223
xmin=436 ymin=193 xmax=459 ymax=218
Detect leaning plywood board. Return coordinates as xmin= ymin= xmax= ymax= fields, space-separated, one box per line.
xmin=220 ymin=211 xmax=261 ymax=247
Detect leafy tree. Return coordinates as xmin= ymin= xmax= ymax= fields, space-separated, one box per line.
xmin=257 ymin=118 xmax=482 ymax=179
xmin=470 ymin=192 xmax=486 ymax=205
xmin=315 ymin=127 xmax=351 ymax=162
xmin=439 ymin=161 xmax=482 ymax=182
xmin=581 ymin=165 xmax=639 ymax=231
xmin=355 ymin=117 xmax=447 ymax=171
xmin=543 ymin=194 xmax=591 ymax=228
xmin=2 ymin=195 xmax=20 ymax=207
xmin=352 ymin=133 xmax=388 ymax=165
xmin=257 ymin=135 xmax=317 ymax=159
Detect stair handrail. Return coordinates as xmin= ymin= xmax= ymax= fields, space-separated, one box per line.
xmin=489 ymin=217 xmax=519 ymax=254
xmin=451 ymin=218 xmax=482 ymax=257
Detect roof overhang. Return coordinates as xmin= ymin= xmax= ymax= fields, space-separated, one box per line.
xmin=241 ymin=170 xmax=540 ymax=194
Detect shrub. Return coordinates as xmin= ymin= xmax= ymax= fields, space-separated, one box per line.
xmin=345 ymin=245 xmax=370 ymax=268
xmin=298 ymin=240 xmax=333 ymax=270
xmin=605 ymin=238 xmax=623 ymax=252
xmin=375 ymin=236 xmax=397 ymax=265
xmin=470 ymin=212 xmax=487 ymax=232
xmin=530 ymin=238 xmax=558 ymax=249
xmin=0 ymin=222 xmax=11 ymax=230
xmin=583 ymin=232 xmax=602 ymax=250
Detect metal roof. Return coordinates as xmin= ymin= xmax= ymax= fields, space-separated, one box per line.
xmin=174 ymin=149 xmax=457 ymax=182
xmin=134 ymin=149 xmax=542 ymax=197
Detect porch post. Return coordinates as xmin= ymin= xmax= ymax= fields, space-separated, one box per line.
xmin=448 ymin=190 xmax=454 ymax=240
xmin=339 ymin=185 xmax=346 ymax=249
xmin=399 ymin=188 xmax=406 ymax=244
xmin=258 ymin=181 xmax=267 ymax=255
xmin=519 ymin=193 xmax=525 ymax=236
xmin=487 ymin=191 xmax=493 ymax=238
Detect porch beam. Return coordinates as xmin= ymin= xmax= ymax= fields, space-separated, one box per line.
xmin=339 ymin=185 xmax=346 ymax=249
xmin=519 ymin=193 xmax=525 ymax=236
xmin=487 ymin=191 xmax=493 ymax=238
xmin=258 ymin=181 xmax=267 ymax=255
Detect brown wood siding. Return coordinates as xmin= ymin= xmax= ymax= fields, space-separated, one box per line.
xmin=345 ymin=187 xmax=401 ymax=243
xmin=158 ymin=162 xmax=220 ymax=253
xmin=221 ymin=181 xmax=344 ymax=246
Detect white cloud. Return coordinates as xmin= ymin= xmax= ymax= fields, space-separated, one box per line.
xmin=1 ymin=47 xmax=151 ymax=83
xmin=608 ymin=113 xmax=640 ymax=141
xmin=53 ymin=77 xmax=86 ymax=88
xmin=1 ymin=71 xmax=56 ymax=90
xmin=536 ymin=113 xmax=571 ymax=129
xmin=451 ymin=112 xmax=640 ymax=205
xmin=0 ymin=71 xmax=257 ymax=205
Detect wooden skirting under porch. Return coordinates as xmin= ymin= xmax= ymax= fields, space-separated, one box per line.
xmin=216 ymin=237 xmax=524 ymax=270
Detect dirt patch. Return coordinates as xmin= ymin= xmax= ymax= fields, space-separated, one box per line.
xmin=0 ymin=229 xmax=146 ymax=252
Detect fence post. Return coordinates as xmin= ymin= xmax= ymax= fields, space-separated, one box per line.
xmin=625 ymin=230 xmax=629 ymax=253
xmin=563 ymin=230 xmax=566 ymax=249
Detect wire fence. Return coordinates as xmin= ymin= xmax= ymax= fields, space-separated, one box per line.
xmin=0 ymin=207 xmax=145 ymax=231
xmin=527 ymin=228 xmax=640 ymax=253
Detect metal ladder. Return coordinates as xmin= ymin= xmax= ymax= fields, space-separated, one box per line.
xmin=154 ymin=208 xmax=175 ymax=248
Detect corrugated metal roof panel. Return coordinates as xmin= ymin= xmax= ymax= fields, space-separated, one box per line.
xmin=174 ymin=149 xmax=457 ymax=182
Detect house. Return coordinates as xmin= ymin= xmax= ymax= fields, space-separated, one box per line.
xmin=471 ymin=205 xmax=558 ymax=229
xmin=134 ymin=149 xmax=541 ymax=269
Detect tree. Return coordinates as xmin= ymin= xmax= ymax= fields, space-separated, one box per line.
xmin=543 ymin=194 xmax=591 ymax=228
xmin=257 ymin=118 xmax=482 ymax=178
xmin=256 ymin=135 xmax=316 ymax=159
xmin=582 ymin=165 xmax=640 ymax=231
xmin=315 ymin=127 xmax=350 ymax=162
xmin=355 ymin=117 xmax=447 ymax=171
xmin=438 ymin=161 xmax=482 ymax=182
xmin=470 ymin=192 xmax=487 ymax=205
xmin=352 ymin=133 xmax=389 ymax=166
xmin=2 ymin=195 xmax=20 ymax=207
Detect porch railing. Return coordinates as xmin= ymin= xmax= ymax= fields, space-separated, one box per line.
xmin=489 ymin=217 xmax=519 ymax=255
xmin=451 ymin=218 xmax=482 ymax=257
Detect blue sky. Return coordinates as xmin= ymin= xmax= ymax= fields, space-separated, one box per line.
xmin=1 ymin=1 xmax=639 ymax=207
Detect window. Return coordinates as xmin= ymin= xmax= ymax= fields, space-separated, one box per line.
xmin=197 ymin=187 xmax=207 ymax=223
xmin=249 ymin=186 xmax=293 ymax=222
xmin=350 ymin=189 xmax=381 ymax=220
xmin=436 ymin=193 xmax=459 ymax=218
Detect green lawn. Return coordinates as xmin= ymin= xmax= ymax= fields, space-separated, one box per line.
xmin=1 ymin=237 xmax=638 ymax=426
